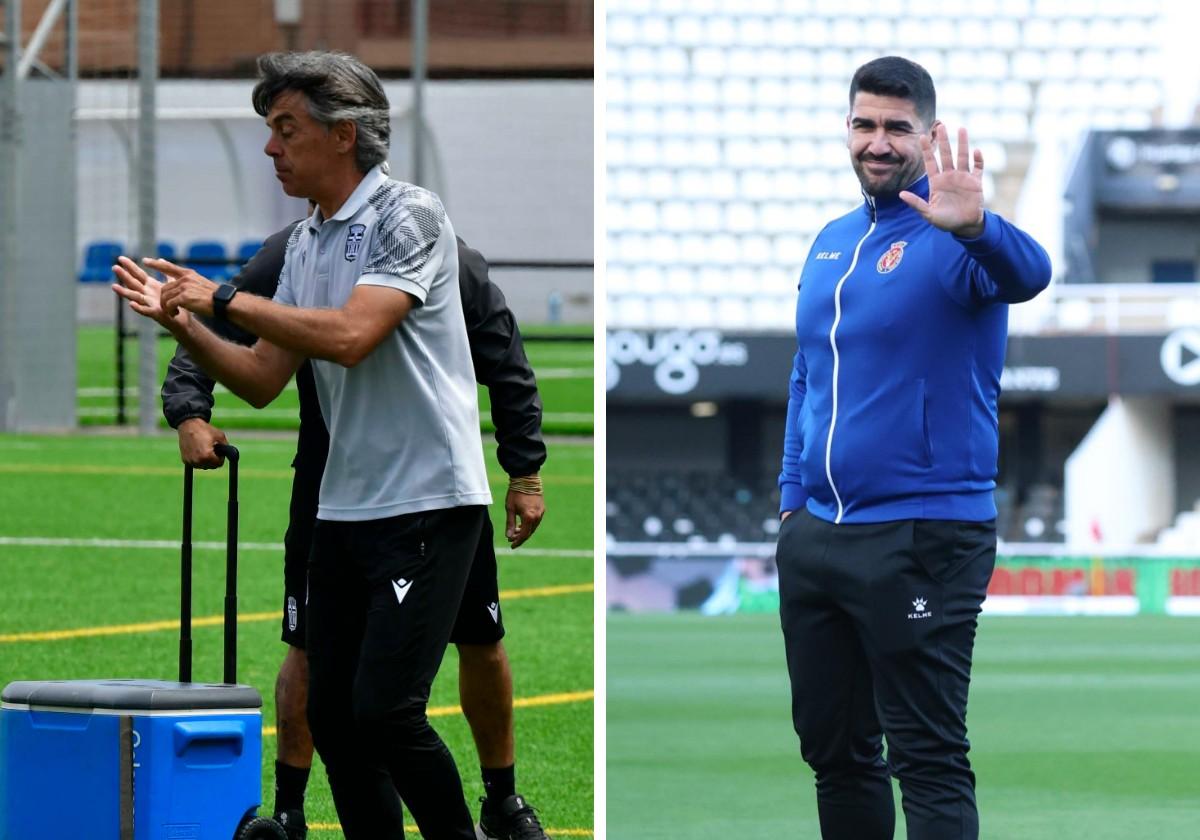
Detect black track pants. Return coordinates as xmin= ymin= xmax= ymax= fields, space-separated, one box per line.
xmin=777 ymin=508 xmax=996 ymax=840
xmin=306 ymin=505 xmax=487 ymax=840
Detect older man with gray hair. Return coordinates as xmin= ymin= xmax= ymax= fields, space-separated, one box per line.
xmin=113 ymin=51 xmax=498 ymax=839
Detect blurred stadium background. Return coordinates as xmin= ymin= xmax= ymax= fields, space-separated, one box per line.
xmin=0 ymin=0 xmax=593 ymax=431
xmin=604 ymin=1 xmax=1200 ymax=838
xmin=0 ymin=1 xmax=594 ymax=836
xmin=605 ymin=0 xmax=1200 ymax=619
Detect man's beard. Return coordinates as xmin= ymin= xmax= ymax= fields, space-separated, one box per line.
xmin=852 ymin=154 xmax=923 ymax=197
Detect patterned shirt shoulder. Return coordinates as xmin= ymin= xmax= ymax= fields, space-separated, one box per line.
xmin=364 ymin=179 xmax=449 ymax=282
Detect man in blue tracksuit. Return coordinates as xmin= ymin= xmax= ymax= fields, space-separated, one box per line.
xmin=775 ymin=56 xmax=1051 ymax=840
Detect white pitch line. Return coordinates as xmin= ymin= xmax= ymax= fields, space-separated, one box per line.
xmin=77 ymin=367 xmax=592 ymax=399
xmin=77 ymin=407 xmax=595 ymax=422
xmin=0 ymin=536 xmax=592 ymax=557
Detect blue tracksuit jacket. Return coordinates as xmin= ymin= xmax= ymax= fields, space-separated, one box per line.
xmin=779 ymin=175 xmax=1052 ymax=524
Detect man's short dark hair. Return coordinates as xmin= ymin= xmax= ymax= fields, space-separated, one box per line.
xmin=849 ymin=56 xmax=936 ymax=129
xmin=252 ymin=51 xmax=391 ymax=173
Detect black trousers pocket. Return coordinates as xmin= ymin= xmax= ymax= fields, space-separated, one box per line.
xmin=911 ymin=519 xmax=996 ymax=585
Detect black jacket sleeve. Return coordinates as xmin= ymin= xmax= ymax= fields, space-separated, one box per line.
xmin=160 ymin=222 xmax=299 ymax=428
xmin=457 ymin=237 xmax=547 ymax=478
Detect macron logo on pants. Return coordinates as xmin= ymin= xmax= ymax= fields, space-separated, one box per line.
xmin=392 ymin=577 xmax=413 ymax=605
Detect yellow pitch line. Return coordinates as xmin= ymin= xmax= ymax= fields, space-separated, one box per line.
xmin=0 ymin=584 xmax=592 ymax=644
xmin=502 ymin=583 xmax=593 ymax=600
xmin=0 ymin=612 xmax=278 ymax=643
xmin=264 ymin=690 xmax=594 ymax=736
xmin=308 ymin=826 xmax=592 ymax=837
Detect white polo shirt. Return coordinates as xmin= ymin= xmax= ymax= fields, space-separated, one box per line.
xmin=274 ymin=165 xmax=492 ymax=520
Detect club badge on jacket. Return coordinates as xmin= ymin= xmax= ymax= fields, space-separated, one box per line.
xmin=877 ymin=240 xmax=908 ymax=274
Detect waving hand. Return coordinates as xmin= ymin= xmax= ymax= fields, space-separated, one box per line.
xmin=899 ymin=124 xmax=985 ymax=238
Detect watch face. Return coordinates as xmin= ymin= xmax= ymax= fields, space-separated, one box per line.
xmin=213 ymin=284 xmax=236 ymax=318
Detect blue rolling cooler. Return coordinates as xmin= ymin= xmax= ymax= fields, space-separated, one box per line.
xmin=1 ymin=446 xmax=285 ymax=840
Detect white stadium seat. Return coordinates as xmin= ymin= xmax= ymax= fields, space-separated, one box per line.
xmin=611 ymin=295 xmax=649 ymax=327
xmin=680 ymin=297 xmax=717 ymax=328
xmin=696 ymin=267 xmax=727 ymax=295
xmin=693 ymin=202 xmax=723 ymax=232
xmin=605 ymin=0 xmax=1171 ymax=329
xmin=703 ymin=16 xmax=737 ymax=47
xmin=649 ymin=234 xmax=682 ymax=266
xmin=726 ymin=202 xmax=760 ymax=233
xmin=741 ymin=235 xmax=775 ymax=266
xmin=750 ymin=296 xmax=796 ymax=330
xmin=775 ymin=235 xmax=813 ymax=264
xmin=627 ymin=138 xmax=659 ymax=167
xmin=607 ymin=266 xmax=632 ymax=294
xmin=672 ymin=16 xmax=705 ymax=47
xmin=632 ymin=266 xmax=665 ymax=293
xmin=715 ymin=297 xmax=751 ymax=330
xmin=737 ymin=17 xmax=771 ymax=46
xmin=608 ymin=16 xmax=640 ymax=45
xmin=664 ymin=267 xmax=696 ymax=294
xmin=641 ymin=15 xmax=671 ymax=47
xmin=624 ymin=199 xmax=662 ymax=229
xmin=625 ymin=47 xmax=656 ymax=76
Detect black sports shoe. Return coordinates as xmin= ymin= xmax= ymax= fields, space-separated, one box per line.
xmin=273 ymin=809 xmax=308 ymax=840
xmin=476 ymin=793 xmax=551 ymax=840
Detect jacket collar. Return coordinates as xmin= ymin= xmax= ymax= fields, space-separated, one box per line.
xmin=861 ymin=173 xmax=929 ymax=219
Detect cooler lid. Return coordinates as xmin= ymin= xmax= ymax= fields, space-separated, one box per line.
xmin=1 ymin=679 xmax=262 ymax=711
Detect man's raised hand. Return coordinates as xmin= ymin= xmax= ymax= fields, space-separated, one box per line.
xmin=148 ymin=258 xmax=220 ymax=319
xmin=899 ymin=124 xmax=985 ymax=239
xmin=111 ymin=256 xmax=186 ymax=329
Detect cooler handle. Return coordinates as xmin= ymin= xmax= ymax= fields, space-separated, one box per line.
xmin=172 ymin=719 xmax=246 ymax=757
xmin=180 ymin=443 xmax=240 ymax=685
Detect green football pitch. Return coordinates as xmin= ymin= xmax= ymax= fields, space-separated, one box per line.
xmin=0 ymin=435 xmax=593 ymax=830
xmin=608 ymin=612 xmax=1200 ymax=839
xmin=76 ymin=324 xmax=595 ymax=435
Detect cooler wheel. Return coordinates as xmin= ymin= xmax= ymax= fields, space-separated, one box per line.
xmin=235 ymin=815 xmax=289 ymax=840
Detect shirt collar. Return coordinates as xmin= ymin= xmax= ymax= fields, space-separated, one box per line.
xmin=307 ymin=164 xmax=389 ymax=232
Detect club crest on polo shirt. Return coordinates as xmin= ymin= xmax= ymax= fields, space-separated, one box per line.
xmin=877 ymin=240 xmax=908 ymax=274
xmin=345 ymin=224 xmax=367 ymax=261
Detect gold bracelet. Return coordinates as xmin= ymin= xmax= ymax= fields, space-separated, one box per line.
xmin=508 ymin=474 xmax=543 ymax=495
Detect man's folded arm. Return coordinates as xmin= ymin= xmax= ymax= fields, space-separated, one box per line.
xmin=172 ymin=312 xmax=303 ymax=408
xmin=222 ymin=284 xmax=415 ymax=368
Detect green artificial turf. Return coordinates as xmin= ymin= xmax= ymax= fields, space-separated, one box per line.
xmin=76 ymin=325 xmax=594 ymax=435
xmin=607 ymin=612 xmax=1200 ymax=839
xmin=0 ymin=433 xmax=594 ymax=837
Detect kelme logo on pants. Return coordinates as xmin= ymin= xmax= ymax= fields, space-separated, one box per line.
xmin=907 ymin=596 xmax=933 ymax=620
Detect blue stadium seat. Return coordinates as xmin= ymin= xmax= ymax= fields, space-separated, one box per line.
xmin=236 ymin=239 xmax=264 ymax=267
xmin=157 ymin=241 xmax=178 ymax=262
xmin=79 ymin=240 xmax=124 ymax=283
xmin=184 ymin=240 xmax=231 ymax=281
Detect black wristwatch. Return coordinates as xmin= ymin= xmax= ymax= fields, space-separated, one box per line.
xmin=212 ymin=283 xmax=238 ymax=320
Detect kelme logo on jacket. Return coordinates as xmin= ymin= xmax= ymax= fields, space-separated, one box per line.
xmin=876 ymin=240 xmax=908 ymax=274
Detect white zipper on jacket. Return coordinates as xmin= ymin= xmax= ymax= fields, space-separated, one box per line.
xmin=824 ymin=198 xmax=876 ymax=523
